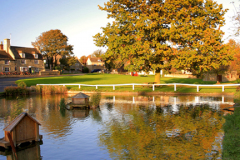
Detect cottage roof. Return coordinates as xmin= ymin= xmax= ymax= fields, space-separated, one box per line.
xmin=4 ymin=112 xmax=41 ymax=132
xmin=10 ymin=46 xmax=43 ymax=60
xmin=0 ymin=50 xmax=14 ymax=60
xmin=72 ymin=92 xmax=90 ymax=99
xmin=89 ymin=57 xmax=102 ymax=63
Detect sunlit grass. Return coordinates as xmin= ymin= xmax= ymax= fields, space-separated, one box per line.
xmin=15 ymin=73 xmax=238 ymax=93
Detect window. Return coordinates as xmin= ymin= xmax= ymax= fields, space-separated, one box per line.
xmin=21 ymin=59 xmax=26 ymax=64
xmin=20 ymin=53 xmax=25 ymax=58
xmin=20 ymin=67 xmax=28 ymax=72
xmin=34 ymin=54 xmax=38 ymax=59
xmin=5 ymin=60 xmax=9 ymax=65
xmin=35 ymin=68 xmax=39 ymax=72
xmin=5 ymin=67 xmax=9 ymax=72
xmin=34 ymin=60 xmax=38 ymax=64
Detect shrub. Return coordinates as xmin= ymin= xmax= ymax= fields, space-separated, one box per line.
xmin=17 ymin=81 xmax=27 ymax=88
xmin=90 ymin=92 xmax=101 ymax=108
xmin=41 ymin=85 xmax=67 ymax=95
xmin=55 ymin=66 xmax=61 ymax=71
xmin=36 ymin=85 xmax=42 ymax=94
xmin=4 ymin=86 xmax=30 ymax=96
xmin=83 ymin=67 xmax=89 ymax=73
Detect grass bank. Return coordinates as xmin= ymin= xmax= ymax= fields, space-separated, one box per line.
xmin=15 ymin=73 xmax=239 ymax=94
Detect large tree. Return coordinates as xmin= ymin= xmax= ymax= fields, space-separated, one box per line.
xmin=32 ymin=29 xmax=74 ymax=69
xmin=227 ymin=39 xmax=240 ymax=75
xmin=60 ymin=56 xmax=77 ymax=70
xmin=91 ymin=49 xmax=105 ymax=58
xmin=79 ymin=55 xmax=88 ymax=66
xmin=94 ymin=0 xmax=232 ymax=83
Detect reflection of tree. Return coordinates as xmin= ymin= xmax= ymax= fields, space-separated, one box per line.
xmin=90 ymin=108 xmax=102 ymax=123
xmin=99 ymin=105 xmax=224 ymax=159
xmin=222 ymin=107 xmax=240 ymax=159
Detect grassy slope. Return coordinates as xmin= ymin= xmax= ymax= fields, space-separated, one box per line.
xmin=15 ymin=73 xmax=238 ymax=93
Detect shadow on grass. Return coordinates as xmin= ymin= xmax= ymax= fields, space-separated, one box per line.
xmin=164 ymin=78 xmax=216 ymax=84
xmin=21 ymin=77 xmax=102 ymax=86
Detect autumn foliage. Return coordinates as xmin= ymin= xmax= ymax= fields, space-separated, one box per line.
xmin=99 ymin=105 xmax=224 ymax=159
xmin=94 ymin=0 xmax=233 ymax=81
xmin=32 ymin=29 xmax=74 ymax=69
xmin=227 ymin=39 xmax=240 ymax=75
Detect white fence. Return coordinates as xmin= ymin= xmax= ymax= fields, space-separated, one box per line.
xmin=36 ymin=83 xmax=240 ymax=92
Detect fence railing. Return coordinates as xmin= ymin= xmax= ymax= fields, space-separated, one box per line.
xmin=36 ymin=83 xmax=240 ymax=92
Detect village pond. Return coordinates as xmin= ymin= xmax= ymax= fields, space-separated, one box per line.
xmin=0 ymin=94 xmax=238 ymax=159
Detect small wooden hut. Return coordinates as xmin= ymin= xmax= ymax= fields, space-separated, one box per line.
xmin=67 ymin=92 xmax=90 ymax=109
xmin=0 ymin=112 xmax=42 ymax=148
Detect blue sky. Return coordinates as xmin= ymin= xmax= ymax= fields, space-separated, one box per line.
xmin=0 ymin=0 xmax=238 ymax=58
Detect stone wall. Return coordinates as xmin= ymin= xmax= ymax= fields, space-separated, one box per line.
xmin=39 ymin=70 xmax=60 ymax=75
xmin=0 ymin=59 xmax=44 ymax=73
xmin=203 ymin=71 xmax=238 ymax=82
xmin=164 ymin=74 xmax=197 ymax=78
xmin=86 ymin=65 xmax=105 ymax=73
xmin=0 ymin=60 xmax=16 ymax=72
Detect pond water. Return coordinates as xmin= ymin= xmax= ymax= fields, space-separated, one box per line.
xmin=0 ymin=94 xmax=236 ymax=160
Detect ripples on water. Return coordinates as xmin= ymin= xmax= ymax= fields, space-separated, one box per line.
xmin=0 ymin=94 xmax=237 ymax=160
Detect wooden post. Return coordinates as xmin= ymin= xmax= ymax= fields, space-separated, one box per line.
xmin=153 ymin=85 xmax=155 ymax=91
xmin=113 ymin=85 xmax=115 ymax=90
xmin=222 ymin=86 xmax=224 ymax=92
xmin=35 ymin=123 xmax=39 ymax=141
xmin=96 ymin=85 xmax=98 ymax=89
xmin=153 ymin=96 xmax=155 ymax=102
xmin=197 ymin=86 xmax=199 ymax=92
xmin=79 ymin=85 xmax=81 ymax=89
xmin=222 ymin=96 xmax=224 ymax=103
xmin=132 ymin=84 xmax=134 ymax=90
xmin=12 ymin=129 xmax=16 ymax=147
xmin=174 ymin=84 xmax=176 ymax=91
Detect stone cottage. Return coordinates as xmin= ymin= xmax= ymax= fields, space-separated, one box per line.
xmin=0 ymin=39 xmax=44 ymax=73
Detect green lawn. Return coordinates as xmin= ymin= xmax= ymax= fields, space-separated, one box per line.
xmin=15 ymin=73 xmax=239 ymax=93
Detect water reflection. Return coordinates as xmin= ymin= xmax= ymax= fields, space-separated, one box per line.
xmin=72 ymin=109 xmax=90 ymax=120
xmin=99 ymin=104 xmax=225 ymax=159
xmin=0 ymin=142 xmax=42 ymax=160
xmin=0 ymin=94 xmax=237 ymax=159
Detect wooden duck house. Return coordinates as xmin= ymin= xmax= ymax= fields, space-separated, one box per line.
xmin=0 ymin=112 xmax=42 ymax=149
xmin=67 ymin=92 xmax=90 ymax=109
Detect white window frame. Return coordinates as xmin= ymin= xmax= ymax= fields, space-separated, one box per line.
xmin=34 ymin=54 xmax=38 ymax=59
xmin=20 ymin=53 xmax=25 ymax=58
xmin=20 ymin=67 xmax=28 ymax=72
xmin=34 ymin=60 xmax=39 ymax=64
xmin=5 ymin=67 xmax=10 ymax=72
xmin=5 ymin=60 xmax=10 ymax=65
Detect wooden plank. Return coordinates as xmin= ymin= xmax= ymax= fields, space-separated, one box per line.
xmin=35 ymin=123 xmax=39 ymax=141
xmin=0 ymin=138 xmax=10 ymax=148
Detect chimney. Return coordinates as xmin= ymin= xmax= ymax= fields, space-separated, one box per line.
xmin=4 ymin=39 xmax=10 ymax=53
xmin=0 ymin=41 xmax=3 ymax=50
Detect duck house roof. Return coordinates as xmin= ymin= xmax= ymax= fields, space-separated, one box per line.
xmin=3 ymin=112 xmax=41 ymax=132
xmin=72 ymin=92 xmax=90 ymax=99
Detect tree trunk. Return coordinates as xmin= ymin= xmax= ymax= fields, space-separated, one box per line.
xmin=155 ymin=69 xmax=161 ymax=84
